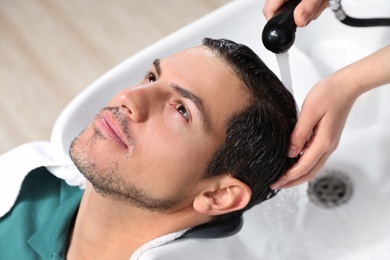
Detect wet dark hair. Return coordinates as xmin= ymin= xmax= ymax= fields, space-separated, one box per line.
xmin=202 ymin=38 xmax=298 ymax=218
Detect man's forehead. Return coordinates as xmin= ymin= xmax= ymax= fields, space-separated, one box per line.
xmin=166 ymin=45 xmax=216 ymax=61
xmin=157 ymin=45 xmax=248 ymax=133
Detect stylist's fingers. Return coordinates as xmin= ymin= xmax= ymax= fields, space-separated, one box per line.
xmin=288 ymin=102 xmax=324 ymax=158
xmin=272 ymin=107 xmax=342 ymax=189
xmin=294 ymin=0 xmax=329 ymax=27
xmin=263 ymin=0 xmax=287 ymax=20
xmin=311 ymin=0 xmax=329 ymax=20
xmin=273 ymin=151 xmax=331 ymax=189
xmin=271 ymin=136 xmax=327 ymax=189
xmin=272 ymin=108 xmax=341 ymax=189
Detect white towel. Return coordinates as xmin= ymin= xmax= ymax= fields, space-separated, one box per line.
xmin=0 ymin=141 xmax=86 ymax=218
xmin=130 ymin=228 xmax=190 ymax=260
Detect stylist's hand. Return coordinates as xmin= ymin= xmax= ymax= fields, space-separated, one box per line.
xmin=263 ymin=0 xmax=329 ymax=27
xmin=271 ymin=77 xmax=357 ymax=189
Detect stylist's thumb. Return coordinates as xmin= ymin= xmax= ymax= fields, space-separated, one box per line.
xmin=288 ymin=111 xmax=318 ymax=158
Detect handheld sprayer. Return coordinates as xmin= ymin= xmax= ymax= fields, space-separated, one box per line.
xmin=262 ymin=0 xmax=390 ymax=54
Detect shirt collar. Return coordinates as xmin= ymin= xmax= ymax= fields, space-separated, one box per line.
xmin=28 ymin=181 xmax=82 ymax=259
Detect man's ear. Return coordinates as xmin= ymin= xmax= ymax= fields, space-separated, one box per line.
xmin=193 ymin=175 xmax=251 ymax=216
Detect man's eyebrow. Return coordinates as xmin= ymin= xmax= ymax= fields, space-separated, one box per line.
xmin=153 ymin=59 xmax=161 ymax=76
xmin=152 ymin=58 xmax=211 ymax=130
xmin=171 ymin=84 xmax=211 ymax=130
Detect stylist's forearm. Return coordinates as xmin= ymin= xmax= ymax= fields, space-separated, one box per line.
xmin=337 ymin=45 xmax=390 ymax=99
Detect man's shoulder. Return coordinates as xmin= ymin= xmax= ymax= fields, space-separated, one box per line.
xmin=0 ymin=167 xmax=83 ymax=259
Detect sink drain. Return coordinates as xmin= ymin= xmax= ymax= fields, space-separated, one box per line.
xmin=308 ymin=169 xmax=353 ymax=209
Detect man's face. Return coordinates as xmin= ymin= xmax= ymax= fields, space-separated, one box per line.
xmin=70 ymin=46 xmax=249 ymax=211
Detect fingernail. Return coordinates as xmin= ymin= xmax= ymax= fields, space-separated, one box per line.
xmin=301 ymin=13 xmax=309 ymax=27
xmin=288 ymin=145 xmax=298 ymax=157
xmin=271 ymin=176 xmax=287 ymax=190
xmin=271 ymin=183 xmax=286 ymax=190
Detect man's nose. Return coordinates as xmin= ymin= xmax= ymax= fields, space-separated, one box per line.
xmin=115 ymin=85 xmax=162 ymax=122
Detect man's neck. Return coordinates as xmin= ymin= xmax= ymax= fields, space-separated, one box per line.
xmin=67 ymin=183 xmax=211 ymax=260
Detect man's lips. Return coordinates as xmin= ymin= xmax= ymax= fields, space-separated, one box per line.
xmin=96 ymin=113 xmax=129 ymax=149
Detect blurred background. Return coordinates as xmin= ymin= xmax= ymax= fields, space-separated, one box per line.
xmin=0 ymin=0 xmax=231 ymax=153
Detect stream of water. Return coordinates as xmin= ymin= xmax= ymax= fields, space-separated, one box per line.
xmin=276 ymin=52 xmax=293 ymax=94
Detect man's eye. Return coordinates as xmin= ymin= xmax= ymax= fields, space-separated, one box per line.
xmin=175 ymin=103 xmax=189 ymax=120
xmin=146 ymin=72 xmax=156 ymax=83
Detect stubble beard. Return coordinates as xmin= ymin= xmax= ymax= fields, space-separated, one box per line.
xmin=69 ymin=107 xmax=182 ymax=212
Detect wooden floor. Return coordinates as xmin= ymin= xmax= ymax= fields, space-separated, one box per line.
xmin=0 ymin=0 xmax=230 ymax=153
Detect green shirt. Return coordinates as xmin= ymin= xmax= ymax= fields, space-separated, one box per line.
xmin=0 ymin=167 xmax=83 ymax=260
